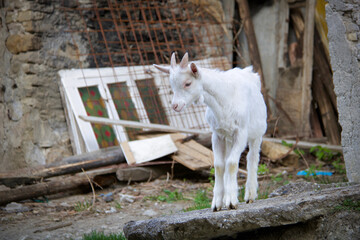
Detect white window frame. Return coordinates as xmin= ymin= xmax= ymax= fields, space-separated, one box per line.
xmin=59 ymin=57 xmax=229 ymax=154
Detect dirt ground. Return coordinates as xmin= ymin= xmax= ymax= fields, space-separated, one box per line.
xmin=0 ymin=177 xmax=211 ymax=240
xmin=0 ymin=152 xmax=347 ymax=240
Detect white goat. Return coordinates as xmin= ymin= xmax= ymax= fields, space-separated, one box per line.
xmin=154 ymin=53 xmax=267 ymax=211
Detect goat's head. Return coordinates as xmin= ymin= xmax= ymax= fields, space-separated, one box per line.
xmin=154 ymin=52 xmax=202 ymax=112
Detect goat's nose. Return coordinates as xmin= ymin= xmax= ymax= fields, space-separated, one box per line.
xmin=172 ymin=103 xmax=178 ymax=110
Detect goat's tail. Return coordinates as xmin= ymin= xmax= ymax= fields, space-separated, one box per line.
xmin=244 ymin=66 xmax=261 ymax=90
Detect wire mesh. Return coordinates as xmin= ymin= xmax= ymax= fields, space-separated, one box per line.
xmin=61 ymin=0 xmax=234 ymax=147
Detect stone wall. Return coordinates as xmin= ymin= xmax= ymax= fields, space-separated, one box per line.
xmin=326 ymin=0 xmax=360 ymax=182
xmin=0 ymin=0 xmax=227 ymax=171
xmin=0 ymin=0 xmax=89 ymax=170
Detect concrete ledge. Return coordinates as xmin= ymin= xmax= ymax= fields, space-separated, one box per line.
xmin=123 ymin=183 xmax=360 ymax=240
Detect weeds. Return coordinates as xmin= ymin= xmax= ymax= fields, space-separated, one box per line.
xmin=184 ymin=189 xmax=211 ymax=212
xmin=332 ymin=159 xmax=346 ymax=174
xmin=114 ymin=201 xmax=122 ymax=210
xmin=145 ymin=189 xmax=184 ymax=203
xmin=281 ymin=140 xmax=305 ymax=157
xmin=310 ymin=145 xmax=341 ymax=162
xmin=334 ymin=199 xmax=360 ymax=212
xmin=258 ymin=164 xmax=269 ymax=175
xmin=82 ymin=230 xmax=126 ymax=240
xmin=74 ymin=200 xmax=92 ymax=212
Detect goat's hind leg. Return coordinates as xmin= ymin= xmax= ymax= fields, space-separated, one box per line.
xmin=224 ymin=130 xmax=247 ymax=210
xmin=245 ymin=137 xmax=262 ymax=203
xmin=211 ymin=133 xmax=226 ymax=211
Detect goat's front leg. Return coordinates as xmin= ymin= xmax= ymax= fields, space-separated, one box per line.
xmin=245 ymin=137 xmax=262 ymax=203
xmin=211 ymin=133 xmax=226 ymax=211
xmin=223 ymin=130 xmax=247 ymax=210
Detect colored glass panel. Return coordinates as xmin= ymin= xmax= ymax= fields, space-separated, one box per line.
xmin=108 ymin=82 xmax=140 ymax=140
xmin=136 ymin=78 xmax=169 ymax=125
xmin=78 ymin=86 xmax=118 ymax=148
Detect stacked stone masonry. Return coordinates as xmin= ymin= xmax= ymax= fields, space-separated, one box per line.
xmin=326 ymin=0 xmax=360 ymax=182
xmin=0 ymin=0 xmax=90 ymax=170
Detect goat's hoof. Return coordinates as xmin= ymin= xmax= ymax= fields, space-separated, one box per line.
xmin=246 ymin=199 xmax=254 ymax=204
xmin=229 ymin=203 xmax=238 ymax=210
xmin=212 ymin=206 xmax=221 ymax=212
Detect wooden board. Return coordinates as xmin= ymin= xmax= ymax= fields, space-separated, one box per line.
xmin=138 ymin=133 xmax=214 ymax=171
xmin=120 ymin=134 xmax=178 ymax=165
xmin=170 ymin=134 xmax=213 ymax=171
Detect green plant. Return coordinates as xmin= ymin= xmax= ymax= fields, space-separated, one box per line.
xmin=184 ymin=189 xmax=211 ymax=212
xmin=114 ymin=201 xmax=122 ymax=210
xmin=271 ymin=173 xmax=283 ymax=183
xmin=238 ymin=186 xmax=245 ymax=202
xmin=74 ymin=200 xmax=92 ymax=212
xmin=146 ymin=189 xmax=184 ymax=203
xmin=332 ymin=159 xmax=346 ymax=174
xmin=281 ymin=140 xmax=305 ymax=157
xmin=257 ymin=164 xmax=269 ymax=175
xmin=334 ymin=199 xmax=360 ymax=212
xmin=304 ymin=164 xmax=322 ymax=178
xmin=209 ymin=167 xmax=215 ymax=185
xmin=82 ymin=230 xmax=126 ymax=240
xmin=310 ymin=145 xmax=341 ymax=162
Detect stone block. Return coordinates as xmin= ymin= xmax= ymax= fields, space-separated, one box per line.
xmin=12 ymin=51 xmax=43 ymax=64
xmin=23 ymin=141 xmax=46 ymax=166
xmin=8 ymin=101 xmax=23 ymax=121
xmin=123 ymin=183 xmax=360 ymax=240
xmin=5 ymin=12 xmax=17 ymax=24
xmin=6 ymin=34 xmax=42 ymax=54
xmin=347 ymin=32 xmax=358 ymax=41
xmin=17 ymin=10 xmax=44 ymax=22
xmin=33 ymin=120 xmax=56 ymax=148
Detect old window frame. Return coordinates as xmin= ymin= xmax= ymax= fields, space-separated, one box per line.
xmin=59 ymin=58 xmax=229 ymax=154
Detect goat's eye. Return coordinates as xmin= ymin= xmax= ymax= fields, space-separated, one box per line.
xmin=184 ymin=82 xmax=192 ymax=88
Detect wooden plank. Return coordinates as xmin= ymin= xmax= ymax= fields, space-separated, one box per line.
xmin=120 ymin=135 xmax=178 ymax=165
xmin=0 ymin=173 xmax=115 ymax=206
xmin=192 ymin=133 xmax=343 ymax=152
xmin=277 ymin=0 xmax=290 ymax=69
xmin=79 ymin=115 xmax=210 ymax=135
xmin=0 ymin=146 xmax=125 ymax=187
xmin=120 ymin=141 xmax=137 ymax=165
xmin=300 ymin=0 xmax=316 ymax=137
xmin=171 ymin=134 xmax=213 ymax=171
xmin=183 ymin=140 xmax=213 ymax=165
xmin=312 ymin=73 xmax=341 ymax=145
xmin=237 ymin=0 xmax=271 ymax=118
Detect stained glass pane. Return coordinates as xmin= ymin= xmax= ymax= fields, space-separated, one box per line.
xmin=136 ymin=78 xmax=169 ymax=125
xmin=78 ymin=86 xmax=118 ymax=148
xmin=108 ymin=82 xmax=140 ymax=140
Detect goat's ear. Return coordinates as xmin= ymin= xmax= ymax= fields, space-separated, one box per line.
xmin=153 ymin=64 xmax=170 ymax=74
xmin=190 ymin=63 xmax=199 ymax=77
xmin=180 ymin=52 xmax=189 ymax=69
xmin=170 ymin=52 xmax=177 ymax=69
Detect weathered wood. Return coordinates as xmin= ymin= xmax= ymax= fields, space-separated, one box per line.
xmin=300 ymin=0 xmax=316 ymax=137
xmin=261 ymin=141 xmax=299 ymax=167
xmin=0 ymin=175 xmax=100 ymax=206
xmin=121 ymin=135 xmax=177 ymax=165
xmin=137 ymin=133 xmax=214 ymax=171
xmin=191 ymin=133 xmax=343 ymax=152
xmin=79 ymin=115 xmax=209 ymax=135
xmin=171 ymin=134 xmax=214 ymax=171
xmin=237 ymin=0 xmax=271 ymax=118
xmin=0 ymin=146 xmax=125 ymax=187
xmin=291 ymin=7 xmax=340 ymax=144
xmin=116 ymin=166 xmax=168 ymax=182
xmin=312 ymin=72 xmax=341 ymax=145
xmin=277 ymin=0 xmax=290 ymax=69
xmin=222 ymin=0 xmax=235 ymax=63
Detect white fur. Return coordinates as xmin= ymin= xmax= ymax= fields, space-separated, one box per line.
xmin=154 ymin=53 xmax=267 ymax=211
